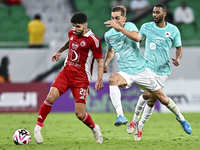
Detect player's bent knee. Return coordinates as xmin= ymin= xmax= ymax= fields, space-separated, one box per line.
xmin=46 ymin=93 xmax=57 ymax=103
xmin=75 ymin=112 xmax=84 ymax=120
xmin=143 ymin=91 xmax=151 ymax=100
xmin=108 ymin=76 xmax=116 ymax=85
xmin=46 ymin=87 xmax=60 ymax=103
xmin=147 ymin=100 xmax=156 ymax=107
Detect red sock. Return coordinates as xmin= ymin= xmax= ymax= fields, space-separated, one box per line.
xmin=81 ymin=113 xmax=95 ymax=130
xmin=37 ymin=99 xmax=53 ymax=127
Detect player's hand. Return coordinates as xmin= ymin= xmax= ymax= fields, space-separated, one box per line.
xmin=52 ymin=52 xmax=61 ymax=62
xmin=172 ymin=58 xmax=180 ymax=66
xmin=104 ymin=64 xmax=108 ymax=73
xmin=104 ymin=20 xmax=121 ymax=31
xmin=95 ymin=80 xmax=103 ymax=91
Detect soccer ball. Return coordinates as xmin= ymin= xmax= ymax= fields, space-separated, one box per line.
xmin=13 ymin=129 xmax=31 ymax=145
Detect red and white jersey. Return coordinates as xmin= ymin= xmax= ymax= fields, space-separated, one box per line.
xmin=63 ymin=29 xmax=102 ymax=85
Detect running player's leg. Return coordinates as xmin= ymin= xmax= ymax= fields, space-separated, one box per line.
xmin=134 ymin=95 xmax=156 ymax=141
xmin=127 ymin=91 xmax=150 ymax=134
xmin=34 ymin=70 xmax=69 ymax=144
xmin=109 ymin=72 xmax=128 ymax=126
xmin=72 ymin=86 xmax=103 ymax=143
xmin=151 ymin=89 xmax=192 ymax=134
xmin=34 ymin=87 xmax=60 ymax=144
xmin=132 ymin=71 xmax=168 ymax=136
xmin=138 ymin=97 xmax=156 ymax=130
xmin=134 ymin=91 xmax=151 ymax=122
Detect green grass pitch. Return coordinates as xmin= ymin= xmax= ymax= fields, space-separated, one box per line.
xmin=0 ymin=112 xmax=199 ymax=150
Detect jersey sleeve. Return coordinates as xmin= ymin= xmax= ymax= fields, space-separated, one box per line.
xmin=68 ymin=29 xmax=73 ymax=38
xmin=130 ymin=22 xmax=139 ymax=32
xmin=90 ymin=35 xmax=103 ymax=59
xmin=173 ymin=26 xmax=182 ymax=47
xmin=104 ymin=32 xmax=112 ymax=49
xmin=139 ymin=24 xmax=146 ymax=41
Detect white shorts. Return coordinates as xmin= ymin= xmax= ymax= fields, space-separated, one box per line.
xmin=149 ymin=69 xmax=168 ymax=89
xmin=117 ymin=68 xmax=161 ymax=91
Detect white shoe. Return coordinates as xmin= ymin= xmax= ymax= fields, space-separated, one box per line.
xmin=127 ymin=120 xmax=137 ymax=134
xmin=134 ymin=125 xmax=142 ymax=141
xmin=92 ymin=124 xmax=103 ymax=143
xmin=34 ymin=130 xmax=43 ymax=144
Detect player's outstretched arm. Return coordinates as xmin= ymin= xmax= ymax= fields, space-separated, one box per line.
xmin=52 ymin=40 xmax=69 ymax=62
xmin=172 ymin=46 xmax=182 ymax=66
xmin=104 ymin=20 xmax=140 ymax=42
xmin=95 ymin=58 xmax=104 ymax=91
xmin=104 ymin=48 xmax=114 ymax=73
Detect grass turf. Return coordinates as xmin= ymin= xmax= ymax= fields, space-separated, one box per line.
xmin=0 ymin=112 xmax=199 ymax=150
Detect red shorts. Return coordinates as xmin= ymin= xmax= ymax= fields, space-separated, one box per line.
xmin=51 ymin=69 xmax=89 ymax=103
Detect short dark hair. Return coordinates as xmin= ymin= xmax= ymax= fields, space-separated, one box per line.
xmin=34 ymin=14 xmax=41 ymax=20
xmin=154 ymin=3 xmax=167 ymax=12
xmin=71 ymin=12 xmax=88 ymax=24
xmin=112 ymin=6 xmax=127 ymax=17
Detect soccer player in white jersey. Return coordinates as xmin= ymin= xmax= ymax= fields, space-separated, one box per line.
xmin=104 ymin=5 xmax=192 ymax=139
xmin=127 ymin=3 xmax=192 ymax=141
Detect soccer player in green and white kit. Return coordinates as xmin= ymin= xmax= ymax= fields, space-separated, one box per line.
xmin=104 ymin=5 xmax=191 ymax=140
xmin=127 ymin=3 xmax=192 ymax=141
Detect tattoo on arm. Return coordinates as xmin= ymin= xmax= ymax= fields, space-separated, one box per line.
xmin=58 ymin=41 xmax=69 ymax=53
xmin=64 ymin=41 xmax=69 ymax=49
xmin=99 ymin=66 xmax=103 ymax=68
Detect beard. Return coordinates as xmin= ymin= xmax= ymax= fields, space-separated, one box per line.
xmin=75 ymin=30 xmax=84 ymax=36
xmin=154 ymin=15 xmax=164 ymax=24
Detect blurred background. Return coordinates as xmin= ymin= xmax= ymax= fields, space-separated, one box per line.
xmin=0 ymin=0 xmax=199 ymax=113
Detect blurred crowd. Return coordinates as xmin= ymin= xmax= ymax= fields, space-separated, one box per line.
xmin=110 ymin=0 xmax=197 ymax=32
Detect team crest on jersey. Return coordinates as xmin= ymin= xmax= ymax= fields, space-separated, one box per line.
xmin=72 ymin=42 xmax=79 ymax=50
xmin=165 ymin=32 xmax=170 ymax=37
xmin=80 ymin=41 xmax=86 ymax=47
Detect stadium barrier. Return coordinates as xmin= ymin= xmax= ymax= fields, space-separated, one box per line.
xmin=0 ymin=47 xmax=200 ymax=113
xmin=0 ymin=81 xmax=199 ymax=113
xmin=161 ymin=79 xmax=200 ymax=112
xmin=0 ymin=83 xmax=49 ymax=112
xmin=0 ymin=82 xmax=160 ymax=113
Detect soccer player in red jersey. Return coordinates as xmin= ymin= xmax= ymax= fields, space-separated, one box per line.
xmin=34 ymin=12 xmax=104 ymax=144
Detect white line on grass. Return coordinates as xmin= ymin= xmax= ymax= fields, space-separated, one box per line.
xmin=119 ymin=137 xmax=133 ymax=139
xmin=78 ymin=137 xmax=132 ymax=140
xmin=174 ymin=136 xmax=198 ymax=138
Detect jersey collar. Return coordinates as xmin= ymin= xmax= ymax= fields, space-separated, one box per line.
xmin=84 ymin=29 xmax=93 ymax=37
xmin=153 ymin=22 xmax=168 ymax=30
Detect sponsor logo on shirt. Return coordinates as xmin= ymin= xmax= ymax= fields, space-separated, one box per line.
xmin=110 ymin=38 xmax=114 ymax=42
xmin=72 ymin=42 xmax=79 ymax=50
xmin=148 ymin=30 xmax=155 ymax=33
xmin=150 ymin=42 xmax=156 ymax=50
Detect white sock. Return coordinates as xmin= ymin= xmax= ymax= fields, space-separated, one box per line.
xmin=92 ymin=124 xmax=97 ymax=132
xmin=138 ymin=104 xmax=155 ymax=130
xmin=34 ymin=125 xmax=42 ymax=131
xmin=166 ymin=98 xmax=184 ymax=121
xmin=132 ymin=95 xmax=147 ymax=122
xmin=109 ymin=86 xmax=124 ymax=117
